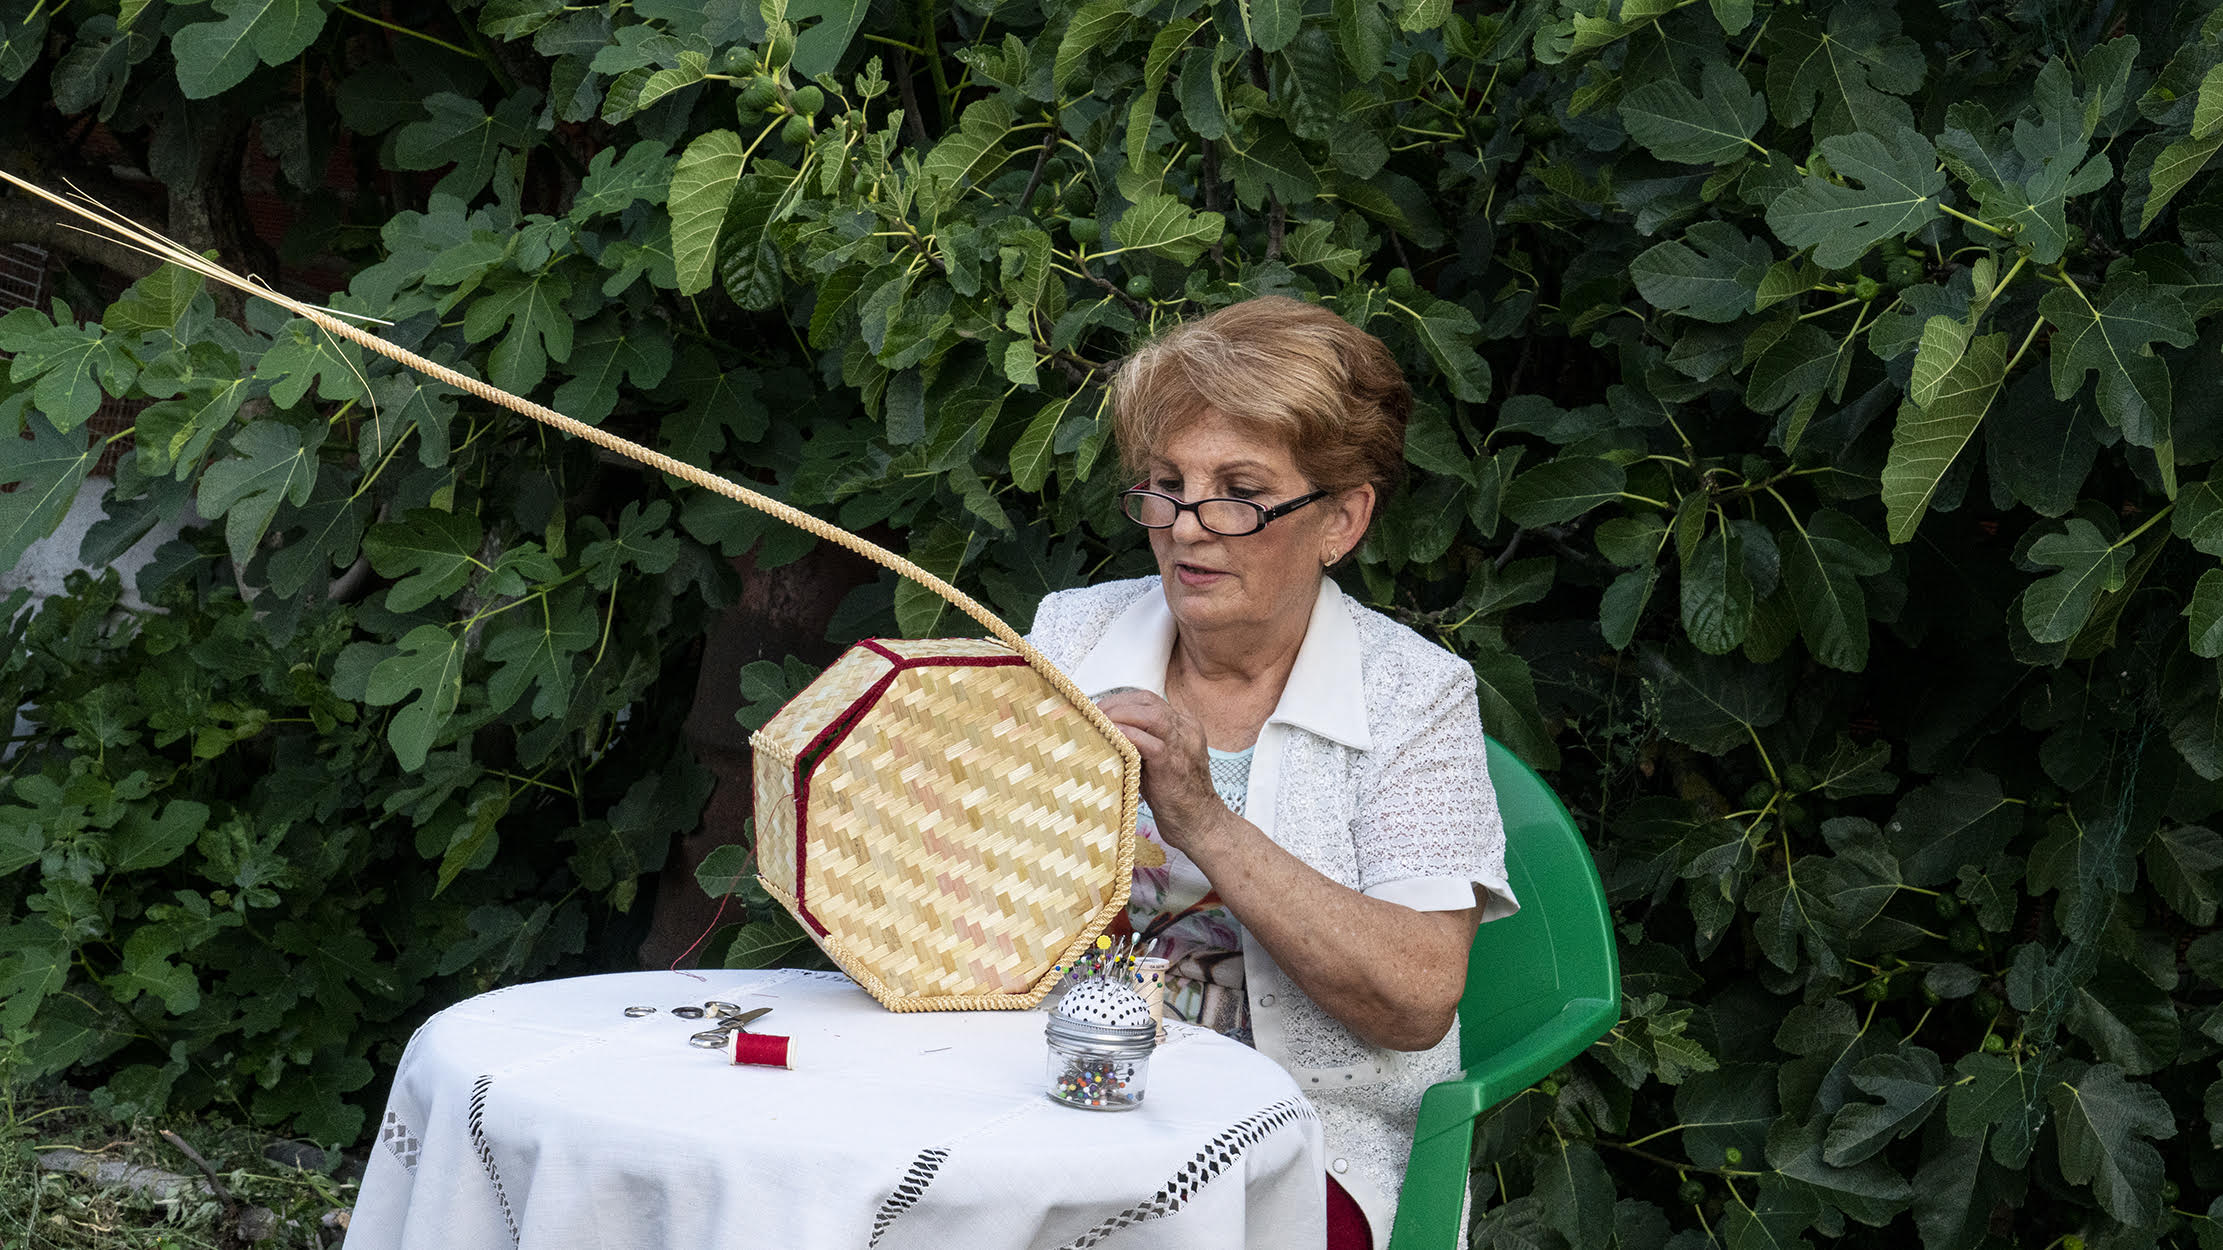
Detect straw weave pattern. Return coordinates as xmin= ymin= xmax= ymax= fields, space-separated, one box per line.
xmin=757 ymin=643 xmax=1130 ymax=1006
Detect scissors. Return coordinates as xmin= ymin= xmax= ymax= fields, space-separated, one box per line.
xmin=689 ymin=1006 xmax=773 ymax=1048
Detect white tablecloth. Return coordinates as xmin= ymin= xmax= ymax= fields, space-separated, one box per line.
xmin=348 ymin=969 xmax=1325 ymax=1250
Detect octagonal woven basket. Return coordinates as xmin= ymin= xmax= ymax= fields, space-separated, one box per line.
xmin=0 ymin=171 xmax=1144 ymax=1017
xmin=753 ymin=637 xmax=1140 ymax=1010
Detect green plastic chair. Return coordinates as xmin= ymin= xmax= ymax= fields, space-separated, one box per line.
xmin=1386 ymin=737 xmax=1621 ymax=1250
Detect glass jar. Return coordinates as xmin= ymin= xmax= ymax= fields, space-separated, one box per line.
xmin=1044 ymin=1014 xmax=1156 ymax=1111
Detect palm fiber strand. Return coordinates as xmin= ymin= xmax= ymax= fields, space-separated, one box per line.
xmin=0 ymin=170 xmax=1140 ymax=1012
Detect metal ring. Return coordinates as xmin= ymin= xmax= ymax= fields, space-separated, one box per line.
xmin=672 ymin=1006 xmax=706 ymax=1019
xmin=704 ymin=1001 xmax=741 ymax=1016
xmin=623 ymin=1006 xmax=657 ymax=1018
xmin=689 ymin=1030 xmax=732 ymax=1049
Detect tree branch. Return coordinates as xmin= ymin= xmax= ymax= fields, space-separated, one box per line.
xmin=1049 ymin=355 xmax=1092 ymax=387
xmin=893 ymin=51 xmax=934 ymax=151
xmin=1052 ymin=347 xmax=1113 ymax=375
xmin=912 ymin=0 xmax=952 ymax=133
xmin=1017 ymin=123 xmax=1060 ymax=213
xmin=891 ymin=217 xmax=946 ymax=274
xmin=1079 ymin=258 xmax=1148 ymax=318
xmin=1246 ymin=49 xmax=1280 ymax=264
xmin=159 ymin=1130 xmax=240 ymax=1218
xmin=1504 ymin=333 xmax=1535 ymax=400
xmin=0 ymin=121 xmax=181 ymax=285
xmin=1200 ymin=143 xmax=1226 ymax=270
xmin=0 ymin=195 xmax=159 ymax=279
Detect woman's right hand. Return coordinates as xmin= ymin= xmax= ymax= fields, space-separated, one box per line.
xmin=1096 ymin=689 xmax=1227 ymax=854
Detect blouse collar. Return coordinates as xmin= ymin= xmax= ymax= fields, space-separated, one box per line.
xmin=1068 ymin=577 xmax=1373 ymax=751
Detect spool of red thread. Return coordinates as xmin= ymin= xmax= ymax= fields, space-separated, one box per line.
xmin=730 ymin=1031 xmax=793 ymax=1068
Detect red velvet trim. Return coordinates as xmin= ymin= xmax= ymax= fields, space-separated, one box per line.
xmin=790 ymin=670 xmax=892 ymax=936
xmin=788 ymin=641 xmax=1030 ymax=937
xmin=855 ymin=638 xmax=1030 ymax=675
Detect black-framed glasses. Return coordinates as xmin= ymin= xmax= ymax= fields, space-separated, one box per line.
xmin=1120 ymin=485 xmax=1333 ymax=536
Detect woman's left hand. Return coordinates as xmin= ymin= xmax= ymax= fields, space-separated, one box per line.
xmin=1096 ymin=690 xmax=1224 ymax=850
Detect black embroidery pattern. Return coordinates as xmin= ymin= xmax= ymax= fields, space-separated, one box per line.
xmin=379 ymin=1109 xmax=421 ymax=1170
xmin=1051 ymin=1098 xmax=1318 ymax=1250
xmin=865 ymin=1147 xmax=952 ymax=1247
xmin=468 ymin=1074 xmax=521 ymax=1246
xmin=863 ymin=1095 xmax=1046 ymax=1244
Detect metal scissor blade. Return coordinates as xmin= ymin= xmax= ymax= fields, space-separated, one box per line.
xmin=723 ymin=1007 xmax=773 ymax=1030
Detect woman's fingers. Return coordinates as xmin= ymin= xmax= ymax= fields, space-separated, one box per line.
xmin=1114 ymin=723 xmax=1168 ymax=758
xmin=1098 ymin=689 xmax=1173 ymax=732
xmin=1103 ymin=699 xmax=1187 ymax=755
xmin=1099 ymin=691 xmax=1205 ymax=755
xmin=1096 ymin=689 xmax=1219 ymax=830
xmin=1100 ymin=701 xmax=1158 ymax=732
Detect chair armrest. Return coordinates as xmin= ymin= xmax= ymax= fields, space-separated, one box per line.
xmin=1389 ymin=998 xmax=1619 ymax=1250
xmin=1412 ymin=996 xmax=1617 ymax=1146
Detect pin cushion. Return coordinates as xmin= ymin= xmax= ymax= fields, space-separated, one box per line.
xmin=1045 ymin=976 xmax=1157 ymax=1111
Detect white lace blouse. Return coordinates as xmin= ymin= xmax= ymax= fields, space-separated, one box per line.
xmin=1027 ymin=575 xmax=1514 ymax=1246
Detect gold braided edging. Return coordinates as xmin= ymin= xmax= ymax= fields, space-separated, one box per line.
xmin=0 ymin=171 xmax=1146 ymax=1009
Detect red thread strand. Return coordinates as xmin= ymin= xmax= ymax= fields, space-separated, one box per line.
xmin=667 ymin=891 xmax=732 ymax=979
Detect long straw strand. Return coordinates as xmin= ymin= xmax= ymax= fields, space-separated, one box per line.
xmin=0 ymin=170 xmax=1140 ymax=793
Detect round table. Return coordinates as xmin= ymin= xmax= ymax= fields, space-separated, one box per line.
xmin=346 ymin=969 xmax=1325 ymax=1250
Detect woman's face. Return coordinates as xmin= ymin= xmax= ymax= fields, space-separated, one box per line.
xmin=1143 ymin=410 xmax=1373 ymax=643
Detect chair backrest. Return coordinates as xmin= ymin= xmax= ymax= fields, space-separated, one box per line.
xmin=1457 ymin=738 xmax=1620 ymax=1072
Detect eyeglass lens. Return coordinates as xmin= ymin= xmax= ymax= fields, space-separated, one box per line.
xmin=1123 ymin=492 xmax=1263 ymax=535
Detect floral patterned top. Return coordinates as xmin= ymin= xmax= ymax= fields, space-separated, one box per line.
xmin=1125 ymin=746 xmax=1256 ymax=1044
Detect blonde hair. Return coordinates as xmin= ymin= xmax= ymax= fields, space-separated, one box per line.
xmin=1110 ymin=296 xmax=1411 ymax=502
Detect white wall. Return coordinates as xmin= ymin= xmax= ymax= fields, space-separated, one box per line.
xmin=2 ymin=476 xmax=186 ymax=611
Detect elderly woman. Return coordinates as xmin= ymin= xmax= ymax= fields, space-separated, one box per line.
xmin=1025 ymin=295 xmax=1515 ymax=1249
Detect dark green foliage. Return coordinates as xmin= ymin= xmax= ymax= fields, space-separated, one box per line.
xmin=4 ymin=0 xmax=2223 ymax=1244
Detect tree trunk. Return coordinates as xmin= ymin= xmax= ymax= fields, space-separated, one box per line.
xmin=638 ymin=541 xmax=877 ymax=968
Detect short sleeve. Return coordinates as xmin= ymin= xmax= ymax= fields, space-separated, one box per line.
xmin=1353 ymin=664 xmax=1518 ymax=923
xmin=1022 ymin=589 xmax=1070 ymax=656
